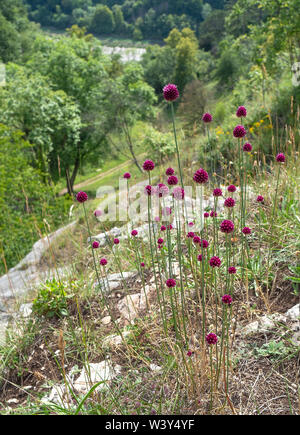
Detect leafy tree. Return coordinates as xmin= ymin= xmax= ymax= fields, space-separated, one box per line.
xmin=89 ymin=5 xmax=115 ymax=34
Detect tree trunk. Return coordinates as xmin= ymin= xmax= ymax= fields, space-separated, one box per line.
xmin=70 ymin=152 xmax=81 ymax=194
xmin=122 ymin=118 xmax=143 ymax=173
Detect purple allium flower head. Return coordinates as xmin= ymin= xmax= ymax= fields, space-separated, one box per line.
xmin=220 ymin=220 xmax=234 ymax=233
xmin=193 ymin=236 xmax=201 ymax=244
xmin=144 ymin=185 xmax=153 ymax=196
xmin=256 ymin=195 xmax=264 ymax=203
xmin=233 ymin=125 xmax=247 ymax=138
xmin=158 ymin=238 xmax=164 ymax=245
xmin=172 ymin=187 xmax=185 ymax=200
xmin=131 ymin=230 xmax=138 ymax=236
xmin=114 ymin=238 xmax=120 ymax=244
xmin=224 ymin=197 xmax=235 ymax=208
xmin=123 ymin=172 xmax=131 ymax=179
xmin=92 ymin=241 xmax=99 ymax=249
xmin=154 ymin=216 xmax=160 ymax=222
xmin=156 ymin=183 xmax=169 ymax=198
xmin=242 ymin=226 xmax=251 ymax=235
xmin=160 ymin=225 xmax=167 ymax=231
xmin=213 ymin=188 xmax=223 ymax=197
xmin=163 ymin=84 xmax=179 ymax=102
xmin=143 ymin=159 xmax=155 ymax=171
xmin=200 ymin=239 xmax=209 ymax=248
xmin=187 ymin=232 xmax=195 ymax=239
xmin=94 ymin=209 xmax=102 ymax=217
xmin=210 ymin=210 xmax=218 ymax=218
xmin=187 ymin=350 xmax=193 ymax=357
xmin=140 ymin=262 xmax=145 ymax=268
xmin=209 ymin=256 xmax=221 ymax=267
xmin=76 ymin=191 xmax=88 ymax=203
xmin=166 ymin=278 xmax=176 ymax=288
xmin=243 ymin=142 xmax=252 ymax=152
xmin=228 ymin=266 xmax=237 ymax=274
xmin=202 ymin=112 xmax=213 ymax=123
xmin=227 ymin=184 xmax=237 ymax=193
xmin=100 ymin=258 xmax=107 ymax=266
xmin=167 ymin=175 xmax=178 ymax=186
xmin=204 ymin=212 xmax=210 ymax=218
xmin=168 ymin=224 xmax=173 ymax=230
xmin=188 ymin=222 xmax=194 ymax=227
xmin=206 ymin=333 xmax=218 ymax=345
xmin=236 ymin=106 xmax=247 ymax=118
xmin=193 ymin=168 xmax=209 ymax=184
xmin=222 ymin=294 xmax=233 ymax=305
xmin=166 ymin=167 xmax=175 ymax=176
xmin=197 ymin=254 xmax=203 ymax=262
xmin=276 ymin=153 xmax=285 ymax=163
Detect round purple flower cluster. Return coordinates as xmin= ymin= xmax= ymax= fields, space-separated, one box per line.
xmin=92 ymin=241 xmax=99 ymax=249
xmin=114 ymin=238 xmax=120 ymax=245
xmin=209 ymin=256 xmax=221 ymax=268
xmin=166 ymin=167 xmax=174 ymax=176
xmin=227 ymin=184 xmax=236 ymax=193
xmin=193 ymin=236 xmax=201 ymax=244
xmin=228 ymin=266 xmax=237 ymax=274
xmin=166 ymin=278 xmax=176 ymax=288
xmin=163 ymin=84 xmax=179 ymax=102
xmin=156 ymin=183 xmax=169 ymax=198
xmin=123 ymin=172 xmax=131 ymax=179
xmin=200 ymin=239 xmax=209 ymax=248
xmin=187 ymin=232 xmax=195 ymax=239
xmin=100 ymin=258 xmax=107 ymax=266
xmin=144 ymin=185 xmax=153 ymax=196
xmin=204 ymin=212 xmax=210 ymax=218
xmin=243 ymin=142 xmax=252 ymax=152
xmin=202 ymin=112 xmax=213 ymax=123
xmin=224 ymin=197 xmax=235 ymax=208
xmin=242 ymin=227 xmax=251 ymax=235
xmin=76 ymin=191 xmax=88 ymax=203
xmin=222 ymin=294 xmax=233 ymax=305
xmin=193 ymin=168 xmax=209 ymax=184
xmin=233 ymin=125 xmax=247 ymax=138
xmin=220 ymin=220 xmax=234 ymax=233
xmin=276 ymin=153 xmax=285 ymax=163
xmin=167 ymin=175 xmax=178 ymax=185
xmin=143 ymin=160 xmax=155 ymax=171
xmin=256 ymin=195 xmax=264 ymax=203
xmin=236 ymin=106 xmax=247 ymax=118
xmin=206 ymin=333 xmax=218 ymax=345
xmin=197 ymin=254 xmax=203 ymax=262
xmin=213 ymin=188 xmax=223 ymax=197
xmin=173 ymin=187 xmax=185 ymax=200
xmin=131 ymin=230 xmax=138 ymax=237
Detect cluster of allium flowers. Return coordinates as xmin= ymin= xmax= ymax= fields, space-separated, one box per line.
xmin=222 ymin=294 xmax=233 ymax=305
xmin=197 ymin=254 xmax=203 ymax=262
xmin=123 ymin=172 xmax=131 ymax=179
xmin=193 ymin=168 xmax=209 ymax=184
xmin=187 ymin=350 xmax=193 ymax=357
xmin=224 ymin=197 xmax=235 ymax=208
xmin=156 ymin=183 xmax=169 ymax=198
xmin=256 ymin=195 xmax=264 ymax=203
xmin=140 ymin=262 xmax=145 ymax=268
xmin=276 ymin=153 xmax=285 ymax=162
xmin=100 ymin=258 xmax=107 ymax=266
xmin=92 ymin=241 xmax=99 ymax=249
xmin=76 ymin=191 xmax=88 ymax=203
xmin=209 ymin=256 xmax=221 ymax=267
xmin=163 ymin=84 xmax=179 ymax=102
xmin=220 ymin=219 xmax=234 ymax=233
xmin=160 ymin=225 xmax=166 ymax=231
xmin=144 ymin=185 xmax=153 ymax=196
xmin=173 ymin=187 xmax=185 ymax=200
xmin=166 ymin=167 xmax=174 ymax=176
xmin=114 ymin=238 xmax=120 ymax=245
xmin=193 ymin=236 xmax=201 ymax=244
xmin=228 ymin=266 xmax=237 ymax=274
xmin=158 ymin=238 xmax=164 ymax=245
xmin=94 ymin=209 xmax=102 ymax=217
xmin=202 ymin=112 xmax=213 ymax=123
xmin=206 ymin=333 xmax=218 ymax=345
xmin=227 ymin=184 xmax=237 ymax=193
xmin=233 ymin=125 xmax=246 ymax=138
xmin=188 ymin=222 xmax=194 ymax=227
xmin=187 ymin=232 xmax=195 ymax=239
xmin=213 ymin=188 xmax=223 ymax=197
xmin=167 ymin=175 xmax=178 ymax=185
xmin=242 ymin=226 xmax=251 ymax=235
xmin=204 ymin=212 xmax=210 ymax=218
xmin=210 ymin=210 xmax=217 ymax=217
xmin=131 ymin=230 xmax=138 ymax=237
xmin=243 ymin=142 xmax=252 ymax=152
xmin=236 ymin=106 xmax=247 ymax=118
xmin=200 ymin=239 xmax=209 ymax=248
xmin=166 ymin=278 xmax=176 ymax=288
xmin=143 ymin=159 xmax=155 ymax=171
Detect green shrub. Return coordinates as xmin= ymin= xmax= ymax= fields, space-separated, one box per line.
xmin=32 ymin=278 xmax=74 ymax=318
